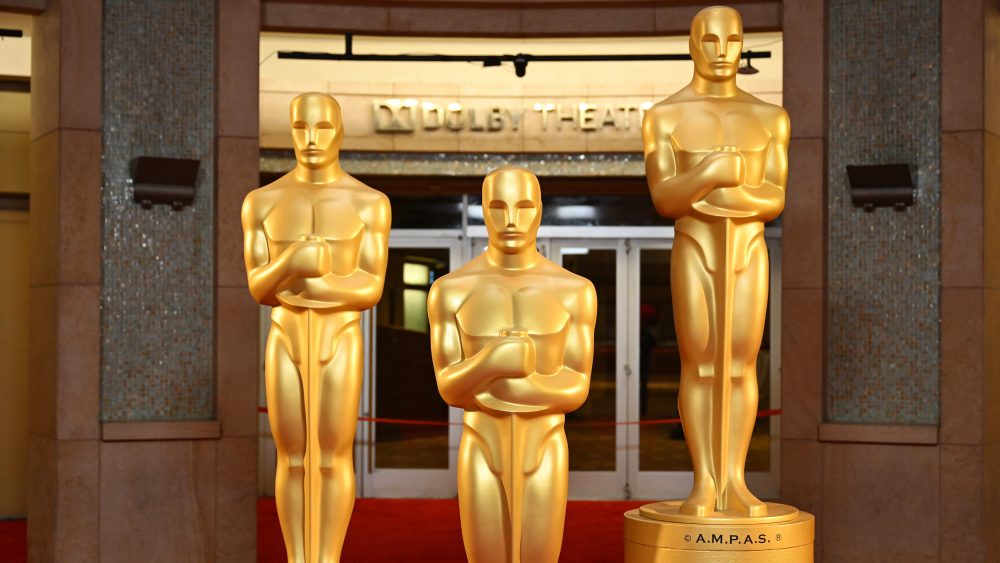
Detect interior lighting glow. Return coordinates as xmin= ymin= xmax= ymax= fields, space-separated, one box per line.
xmin=554 ymin=205 xmax=596 ymax=220
xmin=403 ymin=262 xmax=430 ymax=285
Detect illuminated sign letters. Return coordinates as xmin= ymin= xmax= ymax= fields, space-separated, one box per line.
xmin=372 ymin=99 xmax=654 ymax=134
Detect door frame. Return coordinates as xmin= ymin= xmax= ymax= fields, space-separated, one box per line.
xmin=356 ymin=230 xmax=466 ymax=498
xmin=549 ymin=238 xmax=631 ymax=499
xmin=625 ymin=236 xmax=782 ymax=501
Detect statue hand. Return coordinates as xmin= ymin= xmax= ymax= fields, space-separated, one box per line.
xmin=483 ymin=334 xmax=536 ymax=379
xmin=702 ymin=149 xmax=745 ymax=189
xmin=285 ymin=239 xmax=332 ymax=278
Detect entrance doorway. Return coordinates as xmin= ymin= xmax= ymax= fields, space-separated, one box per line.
xmin=354 ymin=225 xmax=781 ymax=500
xmin=356 ymin=234 xmax=465 ymax=498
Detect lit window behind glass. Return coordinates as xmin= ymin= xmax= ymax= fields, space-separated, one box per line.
xmin=375 ymin=248 xmax=450 ymax=469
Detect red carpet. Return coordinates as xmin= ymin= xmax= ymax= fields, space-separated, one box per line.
xmin=260 ymin=497 xmax=646 ymax=562
xmin=1 ymin=498 xmax=645 ymax=562
xmin=0 ymin=519 xmax=26 ymax=563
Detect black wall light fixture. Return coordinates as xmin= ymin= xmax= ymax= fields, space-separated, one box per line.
xmin=130 ymin=156 xmax=200 ymax=210
xmin=0 ymin=28 xmax=24 ymax=38
xmin=0 ymin=193 xmax=28 ymax=211
xmin=846 ymin=163 xmax=914 ymax=211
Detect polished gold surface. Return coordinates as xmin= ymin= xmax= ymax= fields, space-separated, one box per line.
xmin=427 ymin=167 xmax=597 ymax=563
xmin=242 ymin=92 xmax=391 ymax=563
xmin=640 ymin=5 xmax=789 ymax=521
xmin=640 ymin=501 xmax=797 ymax=525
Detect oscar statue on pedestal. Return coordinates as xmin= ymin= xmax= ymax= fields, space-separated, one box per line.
xmin=625 ymin=6 xmax=815 ymax=562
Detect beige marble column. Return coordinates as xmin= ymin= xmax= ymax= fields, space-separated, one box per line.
xmin=213 ymin=0 xmax=261 ymax=560
xmin=934 ymin=0 xmax=1000 ymax=561
xmin=26 ymin=0 xmax=102 ymax=561
xmin=778 ymin=2 xmax=826 ymax=559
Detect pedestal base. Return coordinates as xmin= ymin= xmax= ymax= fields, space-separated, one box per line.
xmin=624 ymin=503 xmax=815 ymax=563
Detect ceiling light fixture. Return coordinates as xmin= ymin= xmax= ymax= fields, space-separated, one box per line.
xmin=738 ymin=50 xmax=760 ymax=75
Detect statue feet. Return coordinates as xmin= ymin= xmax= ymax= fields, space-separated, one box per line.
xmin=726 ymin=479 xmax=767 ymax=517
xmin=679 ymin=479 xmax=717 ymax=517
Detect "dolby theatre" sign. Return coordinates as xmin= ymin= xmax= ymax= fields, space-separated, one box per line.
xmin=372 ymin=99 xmax=656 ymax=134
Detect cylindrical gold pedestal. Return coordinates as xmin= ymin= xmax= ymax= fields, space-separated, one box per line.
xmin=624 ymin=504 xmax=815 ymax=562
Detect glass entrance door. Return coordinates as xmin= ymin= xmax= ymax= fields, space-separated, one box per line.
xmin=353 ymin=230 xmax=781 ymax=500
xmin=550 ymin=240 xmax=629 ymax=499
xmin=625 ymin=239 xmax=781 ymax=500
xmin=547 ymin=236 xmax=781 ymax=501
xmin=357 ymin=234 xmax=464 ymax=497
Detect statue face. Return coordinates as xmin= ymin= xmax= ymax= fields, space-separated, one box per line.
xmin=689 ymin=7 xmax=743 ymax=82
xmin=290 ymin=93 xmax=343 ymax=168
xmin=482 ymin=168 xmax=542 ymax=254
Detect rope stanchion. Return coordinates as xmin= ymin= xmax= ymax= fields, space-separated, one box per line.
xmin=257 ymin=406 xmax=781 ymax=427
xmin=358 ymin=416 xmax=452 ymax=427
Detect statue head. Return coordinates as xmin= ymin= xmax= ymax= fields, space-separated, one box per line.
xmin=482 ymin=166 xmax=542 ymax=254
xmin=290 ymin=92 xmax=344 ymax=169
xmin=689 ymin=5 xmax=743 ymax=82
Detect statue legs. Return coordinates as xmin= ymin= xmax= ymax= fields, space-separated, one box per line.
xmin=315 ymin=319 xmax=362 ymax=562
xmin=727 ymin=236 xmax=768 ymax=516
xmin=265 ymin=308 xmax=361 ymax=563
xmin=672 ymin=231 xmax=768 ymax=517
xmin=520 ymin=427 xmax=567 ymax=563
xmin=458 ymin=414 xmax=567 ymax=563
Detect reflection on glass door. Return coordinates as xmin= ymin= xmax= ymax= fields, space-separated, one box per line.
xmin=552 ymin=240 xmax=628 ymax=499
xmin=635 ymin=247 xmax=687 ymax=471
xmin=359 ymin=236 xmax=463 ymax=498
xmin=374 ymin=248 xmax=450 ymax=469
xmin=561 ymin=248 xmax=617 ymax=471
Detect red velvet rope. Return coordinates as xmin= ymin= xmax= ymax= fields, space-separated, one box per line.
xmin=256 ymin=406 xmax=782 ymax=426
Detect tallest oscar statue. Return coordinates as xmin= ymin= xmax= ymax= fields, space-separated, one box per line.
xmin=624 ymin=6 xmax=814 ymax=562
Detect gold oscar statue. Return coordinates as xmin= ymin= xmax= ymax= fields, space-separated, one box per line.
xmin=427 ymin=167 xmax=597 ymax=563
xmin=624 ymin=6 xmax=814 ymax=562
xmin=242 ymin=92 xmax=391 ymax=563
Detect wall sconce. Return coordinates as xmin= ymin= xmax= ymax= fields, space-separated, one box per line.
xmin=846 ymin=163 xmax=914 ymax=211
xmin=130 ymin=156 xmax=200 ymax=210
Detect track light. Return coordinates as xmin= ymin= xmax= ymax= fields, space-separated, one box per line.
xmin=738 ymin=59 xmax=759 ymax=75
xmin=737 ymin=50 xmax=760 ymax=75
xmin=513 ymin=55 xmax=528 ymax=78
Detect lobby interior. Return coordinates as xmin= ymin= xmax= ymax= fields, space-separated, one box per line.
xmin=0 ymin=1 xmax=998 ymax=562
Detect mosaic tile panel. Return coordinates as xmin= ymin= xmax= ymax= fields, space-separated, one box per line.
xmin=826 ymin=0 xmax=941 ymax=424
xmin=260 ymin=150 xmax=646 ymax=178
xmin=101 ymin=0 xmax=216 ymax=421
